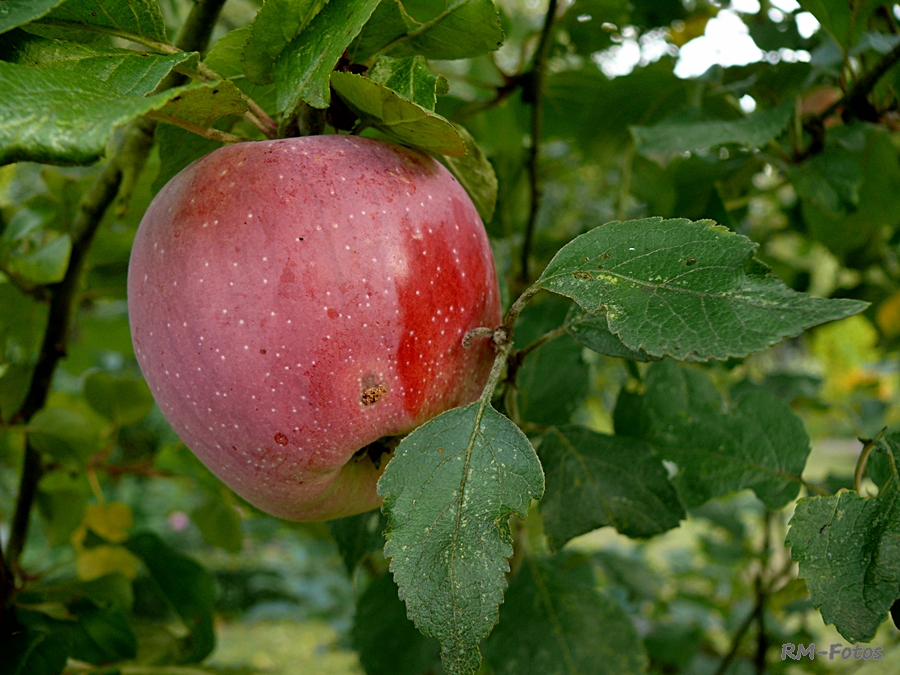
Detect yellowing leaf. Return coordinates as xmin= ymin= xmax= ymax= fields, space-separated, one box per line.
xmin=877 ymin=290 xmax=900 ymax=338
xmin=77 ymin=545 xmax=140 ymax=581
xmin=72 ymin=502 xmax=134 ymax=547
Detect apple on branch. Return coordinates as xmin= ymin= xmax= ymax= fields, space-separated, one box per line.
xmin=127 ymin=136 xmax=501 ymax=521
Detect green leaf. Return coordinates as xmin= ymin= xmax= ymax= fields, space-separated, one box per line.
xmin=538 ymin=425 xmax=684 ymax=549
xmin=0 ymin=30 xmax=197 ymax=96
xmin=203 ymin=26 xmax=277 ymax=114
xmin=27 ymin=405 xmax=106 ymax=465
xmin=331 ymin=71 xmax=466 ymax=156
xmin=800 ymin=128 xmax=900 ymax=255
xmin=37 ymin=469 xmax=91 ymax=545
xmin=124 ymin=532 xmax=216 ymax=663
xmin=328 ymin=509 xmax=387 ymax=573
xmin=631 ymin=99 xmax=794 ymax=155
xmin=632 ymin=360 xmax=812 ymax=509
xmin=36 ymin=0 xmax=170 ymax=45
xmin=151 ymin=124 xmax=221 ymax=194
xmin=352 ymin=572 xmax=443 ymax=675
xmin=544 ymin=62 xmax=691 ymax=152
xmin=7 ymin=234 xmax=71 ymax=284
xmin=440 ymin=123 xmax=497 ymax=222
xmin=0 ymin=283 xmax=48 ymax=422
xmin=384 ymin=0 xmax=505 ymax=60
xmin=68 ymin=602 xmax=137 ymax=665
xmin=785 ymin=140 xmax=863 ymax=218
xmin=534 ymin=216 xmax=868 ymax=361
xmin=0 ymin=0 xmax=66 ymax=35
xmin=378 ymin=401 xmax=544 ymax=675
xmin=83 ymin=371 xmax=154 ymax=426
xmin=515 ymin=300 xmax=589 ymax=427
xmin=797 ymin=0 xmax=878 ymax=52
xmin=481 ymin=552 xmax=648 ymax=675
xmin=0 ymin=626 xmax=68 ymax=675
xmin=558 ymin=1 xmax=630 ymax=55
xmin=565 ymin=303 xmax=655 ymax=361
xmin=242 ymin=0 xmax=327 ymax=85
xmin=191 ymin=497 xmax=243 ymax=553
xmin=787 ymin=480 xmax=900 ymax=643
xmin=154 ymin=80 xmax=248 ymax=127
xmin=0 ymin=62 xmax=231 ymax=166
xmin=273 ymin=0 xmax=381 ymax=111
xmin=370 ymin=55 xmax=447 ymax=111
xmin=350 ymin=0 xmax=415 ymax=62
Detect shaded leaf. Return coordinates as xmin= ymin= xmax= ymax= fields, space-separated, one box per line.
xmin=7 ymin=234 xmax=71 ymax=284
xmin=630 ymin=360 xmax=812 ymax=509
xmin=328 ymin=508 xmax=387 ymax=573
xmin=124 ymin=532 xmax=216 ymax=663
xmin=273 ymin=0 xmax=381 ymax=111
xmin=632 ymin=99 xmax=794 ymax=155
xmin=331 ymin=71 xmax=465 ymax=156
xmin=565 ymin=303 xmax=655 ymax=361
xmin=787 ymin=480 xmax=900 ymax=642
xmin=515 ymin=298 xmax=589 ymax=427
xmin=379 ymin=401 xmax=544 ymax=675
xmin=84 ymin=371 xmax=154 ymax=426
xmin=192 ymin=497 xmax=243 ymax=553
xmin=798 ymin=0 xmax=878 ymax=52
xmin=0 ymin=625 xmax=69 ymax=675
xmin=352 ymin=572 xmax=444 ymax=675
xmin=440 ymin=123 xmax=497 ymax=222
xmin=538 ymin=425 xmax=684 ymax=549
xmin=242 ymin=0 xmax=327 ymax=85
xmin=535 ymin=217 xmax=868 ymax=361
xmin=27 ymin=405 xmax=106 ymax=465
xmin=481 ymin=552 xmax=648 ymax=675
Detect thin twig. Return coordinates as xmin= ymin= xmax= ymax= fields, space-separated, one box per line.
xmin=854 ymin=430 xmax=885 ymax=494
xmin=516 ymin=325 xmax=567 ymax=360
xmin=146 ymin=111 xmax=248 ymax=142
xmin=519 ymin=0 xmax=559 ymax=287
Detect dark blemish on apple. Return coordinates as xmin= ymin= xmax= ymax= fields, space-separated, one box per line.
xmin=174 ymin=230 xmax=181 ymax=238
xmin=685 ymin=257 xmax=698 ymax=266
xmin=573 ymin=271 xmax=593 ymax=280
xmin=362 ymin=384 xmax=387 ymax=405
xmin=327 ymin=308 xmax=339 ymax=319
xmin=274 ymin=433 xmax=288 ymax=446
xmin=260 ymin=349 xmax=267 ymax=354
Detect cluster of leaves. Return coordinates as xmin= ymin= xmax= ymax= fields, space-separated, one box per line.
xmin=3 ymin=1 xmax=900 ymax=675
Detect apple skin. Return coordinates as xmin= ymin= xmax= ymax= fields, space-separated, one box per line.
xmin=127 ymin=136 xmax=501 ymax=521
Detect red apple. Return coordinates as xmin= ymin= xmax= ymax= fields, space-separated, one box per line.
xmin=127 ymin=136 xmax=501 ymax=521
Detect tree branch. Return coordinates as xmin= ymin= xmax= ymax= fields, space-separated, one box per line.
xmin=800 ymin=39 xmax=900 ymax=159
xmin=519 ymin=0 xmax=559 ymax=287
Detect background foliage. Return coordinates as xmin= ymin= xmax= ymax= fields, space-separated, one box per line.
xmin=3 ymin=0 xmax=900 ymax=674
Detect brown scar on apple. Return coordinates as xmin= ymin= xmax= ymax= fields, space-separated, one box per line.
xmin=361 ymin=384 xmax=387 ymax=405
